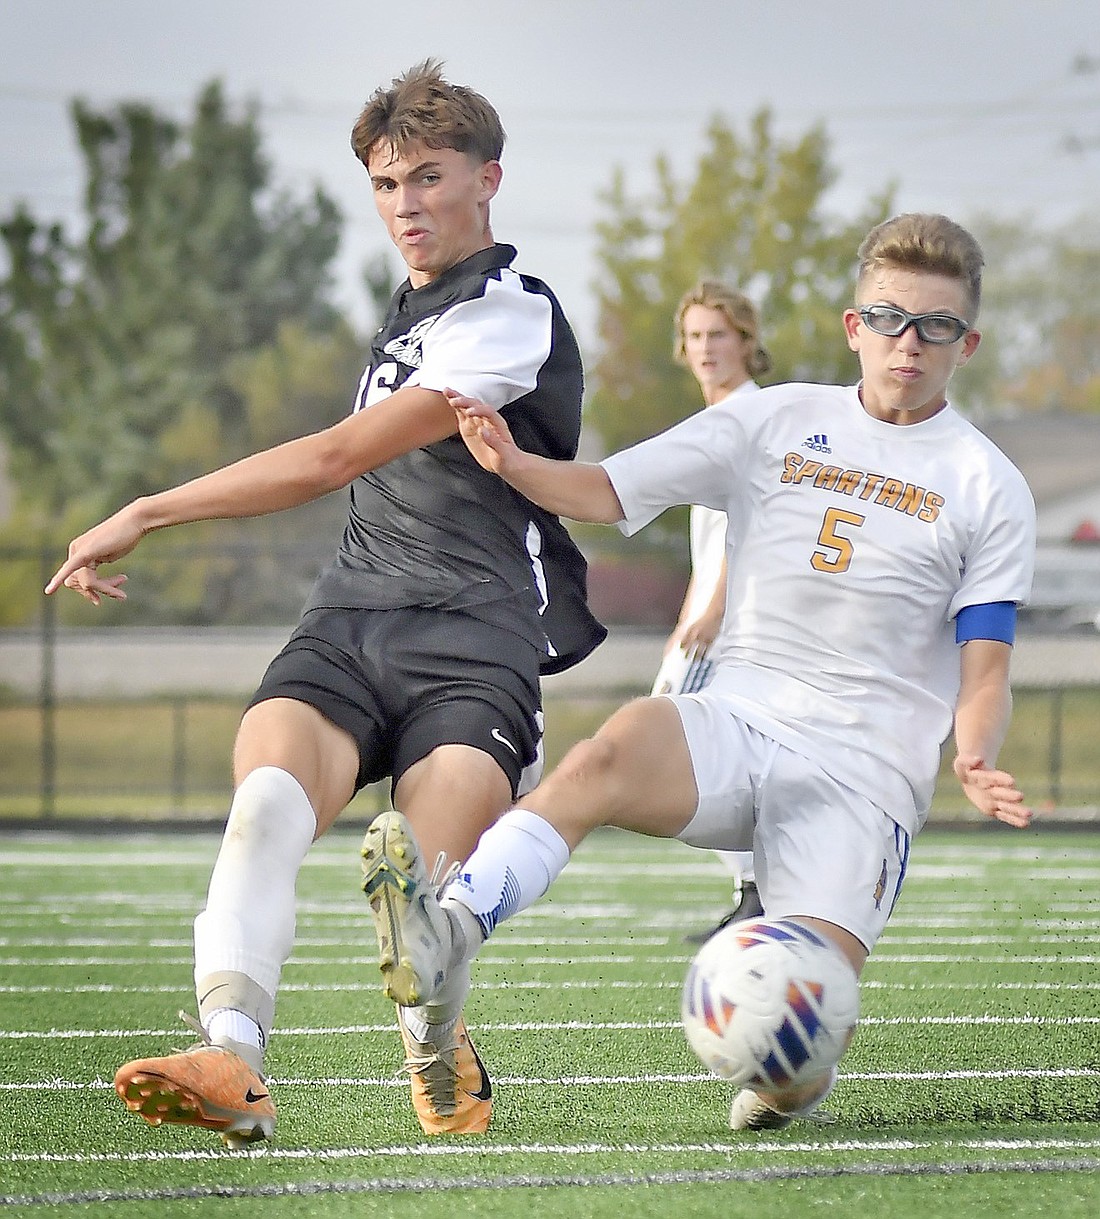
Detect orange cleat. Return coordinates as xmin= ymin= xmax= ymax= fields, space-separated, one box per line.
xmin=114 ymin=1024 xmax=275 ymax=1149
xmin=396 ymin=1008 xmax=492 ymax=1135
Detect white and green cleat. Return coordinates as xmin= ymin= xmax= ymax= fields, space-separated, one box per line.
xmin=361 ymin=810 xmax=454 ymax=1007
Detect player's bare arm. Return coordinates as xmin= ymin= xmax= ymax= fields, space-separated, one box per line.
xmin=952 ymin=637 xmax=1031 ymax=828
xmin=447 ymin=388 xmax=624 ymax=524
xmin=677 ymin=556 xmax=728 ymax=659
xmin=46 ymin=385 xmax=459 ymax=601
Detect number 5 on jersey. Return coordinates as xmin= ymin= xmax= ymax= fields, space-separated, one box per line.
xmin=811 ymin=507 xmax=865 ymax=573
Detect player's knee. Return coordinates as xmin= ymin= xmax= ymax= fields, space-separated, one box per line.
xmin=557 ymin=731 xmax=626 ymax=790
xmin=228 ymin=766 xmax=314 ymax=847
xmin=794 ymin=916 xmax=868 ymax=977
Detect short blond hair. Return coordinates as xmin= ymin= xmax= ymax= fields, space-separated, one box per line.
xmin=856 ymin=213 xmax=984 ymax=318
xmin=351 ymin=59 xmax=505 ymax=168
xmin=674 ymin=281 xmax=772 ymax=378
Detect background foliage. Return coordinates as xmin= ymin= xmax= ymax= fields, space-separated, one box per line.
xmin=1 ymin=87 xmax=1097 ymax=625
xmin=0 ymin=83 xmax=359 ymax=624
xmin=586 ymin=110 xmax=893 ymax=456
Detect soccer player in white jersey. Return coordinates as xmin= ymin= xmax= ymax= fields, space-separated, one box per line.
xmin=651 ymin=282 xmax=772 ymax=940
xmin=361 ymin=212 xmax=1037 ymax=1131
xmin=45 ymin=61 xmax=604 ymax=1145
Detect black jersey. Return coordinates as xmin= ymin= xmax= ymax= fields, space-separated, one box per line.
xmin=304 ymin=244 xmax=606 ymax=674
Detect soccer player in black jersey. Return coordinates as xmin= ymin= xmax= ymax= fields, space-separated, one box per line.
xmin=46 ymin=59 xmax=604 ymax=1144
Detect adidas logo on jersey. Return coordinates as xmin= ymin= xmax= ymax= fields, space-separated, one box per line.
xmin=383 ymin=314 xmax=441 ymax=368
xmin=803 ymin=432 xmax=832 ymax=453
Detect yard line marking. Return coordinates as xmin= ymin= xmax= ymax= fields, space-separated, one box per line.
xmin=4 ymin=978 xmax=1099 ymax=996
xmin=0 ymin=933 xmax=677 ymax=947
xmin=5 ymin=1157 xmax=1100 ymax=1207
xmin=0 ymin=980 xmax=672 ymax=996
xmin=839 ymin=1068 xmax=1100 ymax=1081
xmin=878 ymin=934 xmax=1100 ymax=945
xmin=4 ymin=843 xmax=1097 ymax=863
xmin=3 ymin=1015 xmax=1099 ymax=1040
xmin=4 ymin=1067 xmax=1099 ymax=1092
xmin=861 ymin=954 xmax=1100 ymax=964
xmin=6 ymin=931 xmax=1100 ymax=950
xmin=6 ymin=914 xmax=1100 ymax=945
xmin=4 ymin=1136 xmax=1100 ymax=1165
xmin=9 ymin=910 xmax=1100 ymax=932
xmin=859 ymin=979 xmax=1100 ymax=991
xmin=6 ymin=842 xmax=1097 ymax=866
xmin=6 ymin=951 xmax=1100 ymax=967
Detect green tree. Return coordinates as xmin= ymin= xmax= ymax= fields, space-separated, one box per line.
xmin=582 ymin=110 xmax=893 ymax=574
xmin=588 ymin=110 xmax=894 ymax=456
xmin=961 ymin=214 xmax=1100 ymax=415
xmin=0 ymin=82 xmax=363 ymax=624
xmin=115 ymin=319 xmax=367 ymax=626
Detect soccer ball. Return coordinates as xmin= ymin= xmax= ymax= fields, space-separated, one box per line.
xmin=681 ymin=917 xmax=860 ymax=1089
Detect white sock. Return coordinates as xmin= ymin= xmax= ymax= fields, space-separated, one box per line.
xmin=402 ymin=959 xmax=471 ymax=1042
xmin=205 ymin=1007 xmax=264 ymax=1052
xmin=193 ymin=766 xmax=317 ymax=1018
xmin=445 ymin=808 xmax=570 ymax=940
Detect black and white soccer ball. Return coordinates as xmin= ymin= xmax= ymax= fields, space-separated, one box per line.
xmin=681 ymin=917 xmax=860 ymax=1089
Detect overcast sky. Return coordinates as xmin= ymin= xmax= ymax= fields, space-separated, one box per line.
xmin=3 ymin=1 xmax=1100 ymax=346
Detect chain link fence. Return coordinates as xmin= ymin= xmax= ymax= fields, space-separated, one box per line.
xmin=2 ymin=546 xmax=1098 ymax=825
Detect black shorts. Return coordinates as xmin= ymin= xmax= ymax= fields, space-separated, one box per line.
xmin=247 ymin=605 xmax=543 ymax=796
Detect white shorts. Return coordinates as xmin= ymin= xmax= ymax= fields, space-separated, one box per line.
xmin=668 ymin=694 xmax=911 ymax=951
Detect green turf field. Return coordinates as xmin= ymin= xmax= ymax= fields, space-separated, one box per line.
xmin=0 ymin=827 xmax=1097 ymax=1216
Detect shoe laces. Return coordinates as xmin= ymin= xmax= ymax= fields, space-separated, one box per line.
xmin=399 ymin=1034 xmax=464 ymax=1112
xmin=397 ymin=1011 xmax=462 ymax=1082
xmin=428 ymin=851 xmax=461 ymax=892
xmin=172 ymin=1010 xmax=212 ymax=1053
xmin=401 ymin=1040 xmax=461 ymax=1082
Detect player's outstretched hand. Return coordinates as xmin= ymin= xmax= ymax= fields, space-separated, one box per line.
xmin=445 ymin=388 xmax=519 ymax=477
xmin=953 ymin=753 xmax=1033 ymax=828
xmin=44 ymin=506 xmax=145 ymax=605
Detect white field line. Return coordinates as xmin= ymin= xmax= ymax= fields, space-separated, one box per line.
xmin=3 ymin=1067 xmax=1099 ymax=1093
xmin=3 ymin=847 xmax=1091 ymax=872
xmin=0 ymin=888 xmax=1095 ymax=914
xmin=2 ymin=886 xmax=1100 ymax=908
xmin=7 ymin=1159 xmax=1100 ymax=1204
xmin=2 ymin=1015 xmax=1098 ymax=1041
xmin=3 ymin=978 xmax=1100 ymax=996
xmin=4 ymin=928 xmax=1100 ymax=948
xmin=6 ymin=952 xmax=1100 ymax=967
xmin=4 ymin=841 xmax=1100 ymax=865
xmin=4 ymin=1135 xmax=1100 ymax=1167
xmin=3 ymin=911 xmax=1099 ymax=934
xmin=2 ymin=835 xmax=1094 ymax=1192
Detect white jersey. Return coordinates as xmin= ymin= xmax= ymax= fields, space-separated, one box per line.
xmin=683 ymin=381 xmax=761 ymax=623
xmin=604 ymin=382 xmax=1036 ymax=832
xmin=651 ymin=381 xmax=759 ymax=696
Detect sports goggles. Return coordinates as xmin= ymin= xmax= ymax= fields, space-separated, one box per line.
xmin=858 ymin=304 xmax=970 ymax=345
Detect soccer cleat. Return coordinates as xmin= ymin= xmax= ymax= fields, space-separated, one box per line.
xmin=729 ymin=1088 xmax=795 ymax=1130
xmin=396 ymin=1008 xmax=492 ymax=1135
xmin=113 ymin=1016 xmax=275 ymax=1149
xmin=361 ymin=810 xmax=454 ymax=1007
xmin=729 ymin=1068 xmax=837 ymax=1131
xmin=684 ymin=878 xmax=765 ymax=945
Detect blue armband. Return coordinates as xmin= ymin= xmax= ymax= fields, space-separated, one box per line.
xmin=955 ymin=601 xmax=1017 ymax=645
